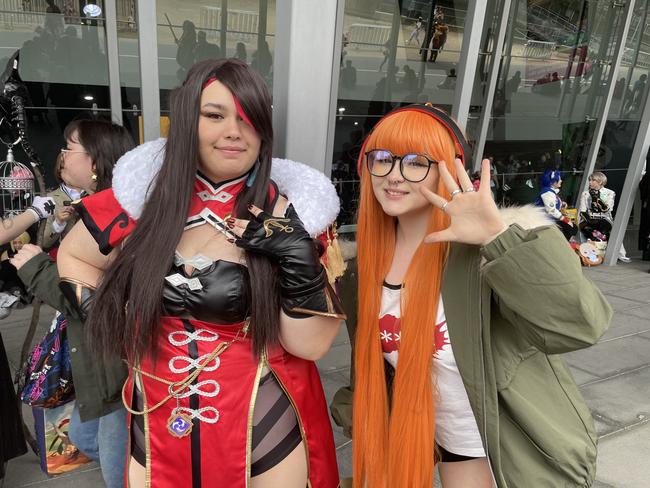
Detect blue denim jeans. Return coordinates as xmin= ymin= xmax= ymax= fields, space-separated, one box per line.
xmin=68 ymin=403 xmax=128 ymax=488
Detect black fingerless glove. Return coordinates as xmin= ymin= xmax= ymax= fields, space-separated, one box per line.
xmin=236 ymin=204 xmax=345 ymax=319
xmin=59 ymin=279 xmax=95 ymax=322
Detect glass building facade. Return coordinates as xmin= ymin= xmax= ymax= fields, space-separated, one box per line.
xmin=0 ymin=0 xmax=647 ymax=264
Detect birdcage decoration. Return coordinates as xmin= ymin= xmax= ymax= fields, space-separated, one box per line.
xmin=1 ymin=145 xmax=35 ymax=218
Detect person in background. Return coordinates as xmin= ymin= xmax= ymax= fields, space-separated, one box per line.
xmin=438 ymin=68 xmax=457 ymax=90
xmin=535 ymin=168 xmax=576 ymax=240
xmin=194 ymin=30 xmax=221 ymax=63
xmin=639 ymin=169 xmax=649 ymax=262
xmin=251 ymin=39 xmax=273 ymax=80
xmin=379 ymin=39 xmax=391 ymax=72
xmin=42 ymin=152 xmax=83 ymax=251
xmin=235 ymin=41 xmax=247 ymax=63
xmin=340 ymin=59 xmax=357 ymax=91
xmin=0 ymin=232 xmax=30 ymax=302
xmin=11 ymin=118 xmax=135 ymax=488
xmin=175 ymin=20 xmax=197 ymax=80
xmin=406 ymin=17 xmax=424 ymax=46
xmin=579 ymin=171 xmax=631 ymax=262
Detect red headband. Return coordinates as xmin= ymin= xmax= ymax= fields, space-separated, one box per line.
xmin=202 ymin=75 xmax=255 ymax=130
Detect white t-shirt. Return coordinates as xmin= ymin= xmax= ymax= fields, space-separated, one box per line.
xmin=379 ymin=284 xmax=486 ymax=457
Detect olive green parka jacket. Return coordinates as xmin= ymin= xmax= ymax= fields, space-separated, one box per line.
xmin=331 ymin=210 xmax=612 ymax=488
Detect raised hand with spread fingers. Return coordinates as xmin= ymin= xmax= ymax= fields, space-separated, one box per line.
xmin=420 ymin=158 xmax=508 ymax=246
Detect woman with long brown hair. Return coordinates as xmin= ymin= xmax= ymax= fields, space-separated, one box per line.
xmin=339 ymin=104 xmax=612 ymax=487
xmin=55 ymin=59 xmax=344 ymax=487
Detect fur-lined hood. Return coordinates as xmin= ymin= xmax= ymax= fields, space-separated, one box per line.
xmin=111 ymin=138 xmax=340 ymax=236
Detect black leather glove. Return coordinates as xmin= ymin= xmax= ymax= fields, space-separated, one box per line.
xmin=59 ymin=280 xmax=95 ymax=322
xmin=236 ymin=204 xmax=345 ymax=319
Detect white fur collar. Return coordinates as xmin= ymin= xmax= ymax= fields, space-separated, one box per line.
xmin=498 ymin=205 xmax=553 ymax=229
xmin=112 ymin=138 xmax=340 ymax=236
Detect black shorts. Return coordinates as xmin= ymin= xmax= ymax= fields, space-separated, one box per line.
xmin=438 ymin=445 xmax=481 ymax=463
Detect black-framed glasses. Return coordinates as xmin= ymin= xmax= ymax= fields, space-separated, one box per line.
xmin=60 ymin=148 xmax=89 ymax=158
xmin=365 ymin=149 xmax=437 ymax=183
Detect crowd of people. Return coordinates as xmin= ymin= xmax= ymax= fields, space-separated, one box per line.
xmin=5 ymin=53 xmax=650 ymax=488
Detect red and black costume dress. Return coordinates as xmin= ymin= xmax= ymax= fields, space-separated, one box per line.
xmin=75 ymin=171 xmax=343 ymax=488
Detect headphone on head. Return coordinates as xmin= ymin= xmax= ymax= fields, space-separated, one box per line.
xmin=357 ymin=103 xmax=471 ymax=175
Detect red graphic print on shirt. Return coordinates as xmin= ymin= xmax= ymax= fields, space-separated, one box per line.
xmin=379 ymin=314 xmax=450 ymax=358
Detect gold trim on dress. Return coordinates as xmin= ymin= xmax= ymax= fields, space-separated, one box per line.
xmin=264 ymin=354 xmax=312 ymax=487
xmin=289 ymin=307 xmax=347 ymax=320
xmin=59 ymin=277 xmax=97 ymax=290
xmin=139 ymin=369 xmax=153 ymax=488
xmin=246 ymin=353 xmax=265 ymax=487
xmin=125 ymin=376 xmax=134 ymax=488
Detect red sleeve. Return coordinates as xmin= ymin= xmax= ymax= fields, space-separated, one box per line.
xmin=73 ymin=189 xmax=136 ymax=255
xmin=316 ymin=231 xmax=329 ymax=260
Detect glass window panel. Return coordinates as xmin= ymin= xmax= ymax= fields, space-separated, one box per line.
xmin=484 ymin=0 xmax=632 ymax=208
xmin=579 ymin=0 xmax=650 ymax=255
xmin=0 ymin=1 xmax=111 ymax=109
xmin=117 ymin=0 xmax=142 ymax=109
xmin=155 ymin=0 xmax=275 ymax=114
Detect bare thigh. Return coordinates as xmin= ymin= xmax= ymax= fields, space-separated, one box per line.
xmin=128 ymin=457 xmax=146 ymax=488
xmin=438 ymin=457 xmax=496 ymax=488
xmin=252 ymin=441 xmax=308 ymax=488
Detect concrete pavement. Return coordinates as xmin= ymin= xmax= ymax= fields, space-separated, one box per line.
xmin=2 ymin=259 xmax=650 ymax=487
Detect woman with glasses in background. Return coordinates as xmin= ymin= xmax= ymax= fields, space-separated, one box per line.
xmin=10 ymin=118 xmax=135 ymax=488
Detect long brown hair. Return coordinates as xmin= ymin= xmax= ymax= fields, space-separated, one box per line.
xmin=353 ymin=110 xmax=458 ymax=488
xmin=87 ymin=59 xmax=280 ymax=361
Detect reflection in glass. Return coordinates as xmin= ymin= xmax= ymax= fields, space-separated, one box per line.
xmin=155 ymin=0 xmax=275 ymax=111
xmin=0 ymin=3 xmax=111 ymax=111
xmin=579 ymin=0 xmax=650 ymax=257
xmin=484 ymin=0 xmax=632 ymax=209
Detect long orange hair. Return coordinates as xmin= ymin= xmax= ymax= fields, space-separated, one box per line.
xmin=352 ymin=110 xmax=459 ymax=488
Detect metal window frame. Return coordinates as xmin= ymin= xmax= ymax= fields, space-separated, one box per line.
xmin=452 ymin=0 xmax=488 ymax=130
xmin=136 ymin=0 xmax=160 ymax=141
xmin=574 ymin=0 xmax=636 ymax=217
xmin=272 ymin=0 xmax=340 ymax=173
xmin=105 ymin=0 xmax=123 ymax=125
xmin=271 ymin=0 xmax=292 ymax=159
xmin=324 ymin=0 xmax=345 ymax=177
xmin=472 ymin=0 xmax=513 ymax=170
xmin=605 ymin=69 xmax=650 ymax=265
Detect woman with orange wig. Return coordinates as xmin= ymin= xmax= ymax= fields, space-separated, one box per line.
xmin=335 ymin=104 xmax=612 ymax=487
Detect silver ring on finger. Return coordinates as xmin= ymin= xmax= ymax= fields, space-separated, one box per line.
xmin=464 ymin=187 xmax=476 ymax=193
xmin=441 ymin=201 xmax=450 ymax=212
xmin=450 ymin=189 xmax=463 ymax=199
